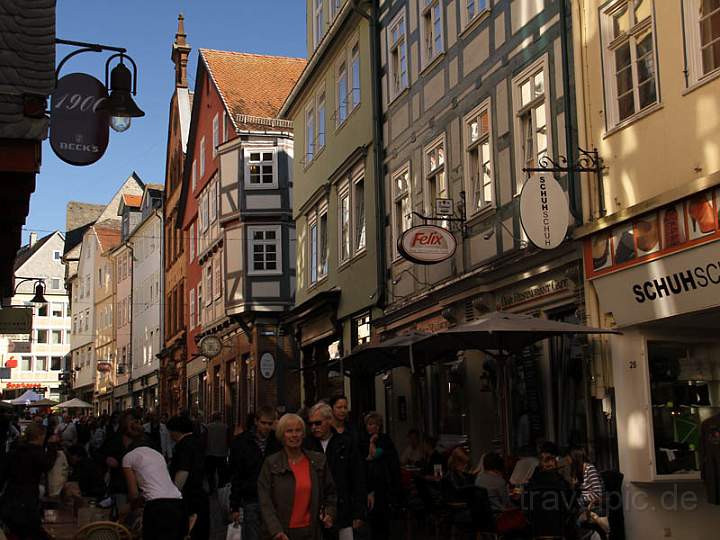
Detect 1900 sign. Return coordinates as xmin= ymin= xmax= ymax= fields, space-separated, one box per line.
xmin=50 ymin=73 xmax=110 ymax=166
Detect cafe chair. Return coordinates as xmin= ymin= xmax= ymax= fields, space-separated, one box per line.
xmin=74 ymin=521 xmax=132 ymax=540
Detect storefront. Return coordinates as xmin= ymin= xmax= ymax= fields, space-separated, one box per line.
xmin=113 ymin=382 xmax=131 ymax=412
xmin=584 ymin=187 xmax=720 ymax=537
xmin=130 ymin=373 xmax=159 ymax=411
xmin=375 ymin=248 xmax=603 ymax=464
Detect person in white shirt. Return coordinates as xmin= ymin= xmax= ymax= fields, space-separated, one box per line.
xmin=120 ymin=411 xmax=185 ymax=540
xmin=55 ymin=414 xmax=77 ymax=449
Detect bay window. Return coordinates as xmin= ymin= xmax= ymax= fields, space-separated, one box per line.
xmin=248 ymin=226 xmax=282 ymax=275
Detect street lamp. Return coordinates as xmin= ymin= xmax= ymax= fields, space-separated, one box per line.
xmin=12 ymin=277 xmax=47 ymax=305
xmin=98 ymin=54 xmax=145 ymax=132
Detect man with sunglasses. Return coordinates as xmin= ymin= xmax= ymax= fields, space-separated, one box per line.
xmin=305 ymin=402 xmax=366 ymax=540
xmin=229 ymin=406 xmax=281 ymax=540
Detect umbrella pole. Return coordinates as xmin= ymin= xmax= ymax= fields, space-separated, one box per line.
xmin=497 ymin=353 xmax=511 ymax=457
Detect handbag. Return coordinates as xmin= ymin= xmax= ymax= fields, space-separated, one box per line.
xmin=495 ymin=508 xmax=528 ymax=534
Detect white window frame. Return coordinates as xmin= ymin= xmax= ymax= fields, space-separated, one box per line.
xmin=308 ymin=214 xmax=319 ymax=285
xmin=306 ymin=103 xmax=316 ymax=163
xmin=338 ymin=183 xmax=352 ymax=264
xmin=464 ymin=99 xmax=495 ymax=214
xmin=314 ymin=0 xmax=325 ymax=49
xmin=189 ymin=286 xmax=195 ymax=328
xmin=205 ymin=263 xmax=213 ymax=307
xmin=336 ymin=60 xmax=349 ymax=126
xmin=391 ymin=164 xmax=413 ymax=259
xmin=317 ymin=91 xmax=326 ymax=151
xmin=197 ymin=285 xmax=202 ymax=326
xmin=683 ymin=0 xmax=720 ymax=86
xmin=461 ymin=0 xmax=489 ymax=30
xmin=201 ymin=192 xmax=209 ymax=233
xmin=209 ymin=180 xmax=217 ymax=223
xmin=306 ymin=201 xmax=329 ymax=284
xmin=247 ymin=225 xmax=283 ymax=276
xmin=244 ymin=148 xmax=278 ymax=189
xmin=423 ymin=134 xmax=448 ymax=217
xmin=200 ymin=136 xmax=206 ymax=177
xmin=350 ymin=43 xmax=361 ymax=110
xmin=192 ymin=159 xmax=197 ymax=192
xmin=419 ymin=0 xmax=445 ymax=70
xmin=189 ymin=222 xmax=195 ymax=261
xmin=599 ymin=0 xmax=659 ymax=130
xmin=214 ymin=261 xmax=222 ymax=300
xmin=388 ymin=10 xmax=409 ymax=102
xmin=353 ymin=173 xmax=366 ymax=253
xmin=212 ymin=113 xmax=219 ymax=157
xmin=512 ymin=55 xmax=552 ymax=194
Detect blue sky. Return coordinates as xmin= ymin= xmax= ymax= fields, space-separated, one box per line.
xmin=26 ymin=0 xmax=307 ymax=243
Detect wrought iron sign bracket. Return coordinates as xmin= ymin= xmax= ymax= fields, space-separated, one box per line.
xmin=412 ymin=191 xmax=468 ymax=238
xmin=55 ymin=38 xmax=127 ymax=81
xmin=523 ymin=147 xmax=607 ymax=217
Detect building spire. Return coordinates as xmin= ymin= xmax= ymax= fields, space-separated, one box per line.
xmin=172 ymin=13 xmax=191 ymax=88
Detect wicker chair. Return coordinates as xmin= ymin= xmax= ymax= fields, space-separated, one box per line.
xmin=73 ymin=521 xmax=132 ymax=540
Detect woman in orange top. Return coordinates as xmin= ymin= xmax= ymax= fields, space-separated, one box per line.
xmin=258 ymin=413 xmax=336 ymax=540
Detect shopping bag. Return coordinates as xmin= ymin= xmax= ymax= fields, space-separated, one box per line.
xmin=217 ymin=482 xmax=232 ymax=518
xmin=226 ymin=522 xmax=242 ymax=540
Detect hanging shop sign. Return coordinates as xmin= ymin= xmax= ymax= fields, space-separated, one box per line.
xmin=4 ymin=357 xmax=17 ymax=369
xmin=8 ymin=341 xmax=31 ymax=354
xmin=96 ymin=361 xmax=112 ymax=373
xmin=0 ymin=308 xmax=33 ymax=335
xmin=259 ymin=352 xmax=275 ymax=379
xmin=398 ymin=225 xmax=457 ymax=264
xmin=198 ymin=335 xmax=223 ymax=358
xmin=435 ymin=198 xmax=454 ymax=216
xmin=50 ymin=73 xmax=110 ymax=166
xmin=519 ymin=174 xmax=569 ymax=250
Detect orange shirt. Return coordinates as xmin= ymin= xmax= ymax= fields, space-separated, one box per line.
xmin=289 ymin=455 xmax=312 ymax=529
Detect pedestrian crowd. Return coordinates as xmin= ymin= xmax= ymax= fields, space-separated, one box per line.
xmin=0 ymin=398 xmax=610 ymax=540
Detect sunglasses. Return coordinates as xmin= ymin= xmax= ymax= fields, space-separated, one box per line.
xmin=308 ymin=420 xmax=324 ymax=427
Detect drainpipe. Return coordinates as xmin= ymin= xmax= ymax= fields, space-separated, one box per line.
xmin=353 ymin=0 xmax=386 ymax=309
xmin=560 ymin=0 xmax=581 ymax=224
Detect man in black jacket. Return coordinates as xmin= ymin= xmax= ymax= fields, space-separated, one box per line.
xmin=228 ymin=406 xmax=281 ymax=540
xmin=306 ymin=402 xmax=366 ymax=540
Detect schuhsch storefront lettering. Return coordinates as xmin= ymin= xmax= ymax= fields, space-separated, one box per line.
xmin=593 ymin=240 xmax=720 ymax=327
xmin=632 ymin=261 xmax=720 ymax=303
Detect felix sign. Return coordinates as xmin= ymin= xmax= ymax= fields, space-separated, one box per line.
xmin=398 ymin=225 xmax=457 ymax=264
xmin=50 ymin=73 xmax=110 ymax=166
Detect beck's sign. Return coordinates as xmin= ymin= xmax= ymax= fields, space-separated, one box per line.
xmin=50 ymin=73 xmax=110 ymax=166
xmin=398 ymin=225 xmax=456 ymax=264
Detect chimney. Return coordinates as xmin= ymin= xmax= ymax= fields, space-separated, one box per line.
xmin=29 ymin=232 xmax=37 ymax=247
xmin=171 ymin=13 xmax=192 ymax=88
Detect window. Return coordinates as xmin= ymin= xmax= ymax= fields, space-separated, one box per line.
xmin=392 ymin=166 xmax=412 ymax=254
xmin=36 ymin=356 xmax=47 ymax=371
xmin=192 ymin=159 xmax=197 ymax=192
xmin=51 ymin=303 xmax=63 ymax=318
xmin=189 ymin=222 xmax=196 ymax=261
xmin=337 ymin=61 xmax=348 ymax=125
xmin=214 ymin=263 xmax=222 ymax=300
xmin=189 ymin=286 xmax=196 ymax=328
xmin=212 ymin=113 xmax=219 ymax=157
xmin=84 ymin=309 xmax=89 ymax=331
xmin=351 ymin=44 xmax=361 ymax=109
xmin=307 ymin=202 xmax=329 ymax=285
xmin=388 ymin=11 xmax=409 ymax=100
xmin=465 ymin=101 xmax=494 ymax=212
xmin=420 ymin=0 xmax=444 ymax=69
xmin=245 ymin=149 xmax=277 ymax=188
xmin=306 ymin=105 xmax=315 ymax=162
xmin=330 ymin=0 xmax=342 ymax=19
xmin=197 ymin=285 xmax=202 ymax=325
xmin=200 ymin=193 xmax=209 ymax=232
xmin=51 ymin=356 xmax=62 ymax=371
xmin=21 ymin=356 xmax=31 ymax=371
xmin=353 ymin=176 xmax=366 ymax=251
xmin=52 ymin=330 xmax=62 ymax=344
xmin=98 ymin=268 xmax=103 ymax=285
xmin=352 ymin=313 xmax=371 ymax=347
xmin=513 ymin=58 xmax=551 ymax=193
xmin=209 ymin=182 xmax=217 ymax=222
xmin=600 ymin=0 xmax=658 ymax=128
xmin=463 ymin=0 xmax=488 ymax=28
xmin=53 ymin=250 xmax=61 ymax=260
xmin=248 ymin=226 xmax=282 ymax=275
xmin=38 ymin=303 xmax=48 ymax=317
xmin=314 ymin=0 xmax=324 ymax=49
xmin=200 ymin=137 xmax=206 ymax=177
xmin=37 ymin=329 xmax=48 ymax=344
xmin=51 ymin=278 xmax=61 ymax=290
xmin=222 ymin=113 xmax=227 ymax=144
xmin=317 ymin=93 xmax=326 ymax=150
xmin=72 ymin=315 xmax=77 ymax=334
xmin=424 ymin=136 xmax=447 ymax=216
xmin=339 ymin=187 xmax=351 ymax=263
xmin=205 ymin=264 xmax=213 ymax=306
xmin=683 ymin=0 xmax=720 ymax=85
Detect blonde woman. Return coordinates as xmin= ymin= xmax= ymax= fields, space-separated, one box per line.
xmin=258 ymin=413 xmax=336 ymax=540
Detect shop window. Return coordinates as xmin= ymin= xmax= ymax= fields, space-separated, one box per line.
xmin=649 ymin=340 xmax=720 ymax=476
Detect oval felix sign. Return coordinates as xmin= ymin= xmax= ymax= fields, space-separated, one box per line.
xmin=398 ymin=225 xmax=457 ymax=264
xmin=50 ymin=73 xmax=110 ymax=166
xmin=519 ymin=174 xmax=570 ymax=250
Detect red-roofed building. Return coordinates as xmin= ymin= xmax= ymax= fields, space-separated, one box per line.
xmin=176 ymin=36 xmax=305 ymax=426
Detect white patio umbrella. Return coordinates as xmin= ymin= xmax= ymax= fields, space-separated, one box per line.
xmin=55 ymin=398 xmax=93 ymax=409
xmin=10 ymin=389 xmax=41 ymax=405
